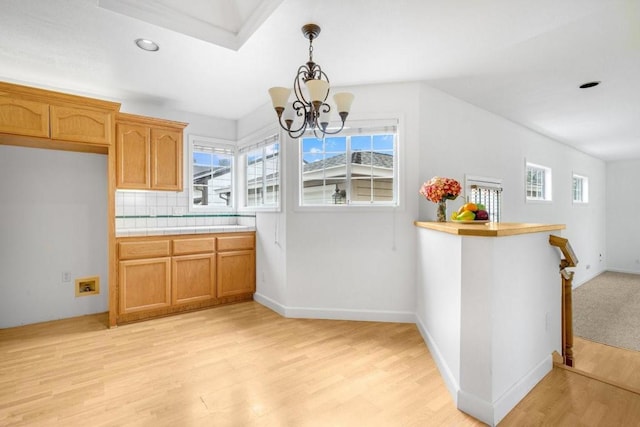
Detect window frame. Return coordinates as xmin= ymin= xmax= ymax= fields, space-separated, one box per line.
xmin=525 ymin=161 xmax=552 ymax=202
xmin=187 ymin=134 xmax=236 ymax=213
xmin=239 ymin=134 xmax=281 ymax=212
xmin=296 ymin=119 xmax=399 ymax=210
xmin=572 ymin=173 xmax=589 ymax=204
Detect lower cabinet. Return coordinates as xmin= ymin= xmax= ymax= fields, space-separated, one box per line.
xmin=172 ymin=254 xmax=216 ymax=304
xmin=116 ymin=232 xmax=255 ymax=323
xmin=217 ymin=250 xmax=256 ymax=297
xmin=119 ymin=257 xmax=171 ymax=314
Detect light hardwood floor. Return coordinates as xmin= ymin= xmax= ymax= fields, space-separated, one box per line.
xmin=1 ymin=302 xmax=480 ymax=426
xmin=2 ymin=302 xmax=640 ymax=426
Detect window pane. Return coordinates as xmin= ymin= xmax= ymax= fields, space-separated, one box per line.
xmin=324 ymin=136 xmax=346 ymax=153
xmin=526 ymin=166 xmax=545 ymax=200
xmin=352 ymin=135 xmax=372 ymax=151
xmin=246 ymin=149 xmax=263 ymax=207
xmin=245 ymin=139 xmax=280 ymax=208
xmin=373 ymin=134 xmax=394 ymax=151
xmin=192 ymin=146 xmax=232 ymax=207
xmin=572 ymin=175 xmax=587 ymax=203
xmin=301 ymin=135 xmax=348 ymax=205
xmin=299 ymin=126 xmax=397 ymax=206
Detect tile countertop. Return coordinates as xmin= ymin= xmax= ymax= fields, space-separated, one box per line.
xmin=116 ymin=225 xmax=256 ymax=238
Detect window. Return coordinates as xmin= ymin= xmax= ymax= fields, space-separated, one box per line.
xmin=572 ymin=174 xmax=589 ymax=203
xmin=299 ymin=121 xmax=398 ymax=206
xmin=240 ymin=135 xmax=280 ymax=209
xmin=188 ymin=135 xmax=235 ymax=211
xmin=526 ymin=162 xmax=552 ymax=201
xmin=465 ymin=175 xmax=502 ymax=222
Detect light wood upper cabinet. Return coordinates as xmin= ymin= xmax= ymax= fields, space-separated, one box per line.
xmin=116 ymin=122 xmax=151 ymax=189
xmin=116 ymin=113 xmax=186 ymax=191
xmin=0 ymin=97 xmax=49 ymax=137
xmin=0 ymin=82 xmax=119 ymax=150
xmin=50 ymin=105 xmax=112 ymax=145
xmin=151 ymin=127 xmax=183 ymax=190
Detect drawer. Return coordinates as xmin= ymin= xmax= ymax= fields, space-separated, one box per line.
xmin=217 ymin=234 xmax=255 ymax=252
xmin=173 ymin=237 xmax=216 ymax=255
xmin=119 ymin=240 xmax=171 ymax=260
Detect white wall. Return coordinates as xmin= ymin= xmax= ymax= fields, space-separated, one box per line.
xmin=418 ymin=83 xmax=607 ymax=286
xmin=245 ymin=80 xmax=608 ymax=320
xmin=606 ymin=159 xmax=640 ymax=273
xmin=0 ymin=105 xmax=237 ymax=328
xmin=242 ymin=82 xmax=421 ymax=321
xmin=0 ymin=145 xmax=108 ymax=327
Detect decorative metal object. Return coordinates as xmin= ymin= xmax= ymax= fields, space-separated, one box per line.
xmin=268 ymin=24 xmax=354 ymax=139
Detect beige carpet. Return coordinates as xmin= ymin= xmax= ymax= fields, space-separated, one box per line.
xmin=573 ymin=271 xmax=640 ymax=352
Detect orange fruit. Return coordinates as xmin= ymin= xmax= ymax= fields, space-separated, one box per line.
xmin=462 ymin=202 xmax=478 ymax=212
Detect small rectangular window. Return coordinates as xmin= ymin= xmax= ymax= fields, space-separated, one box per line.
xmin=299 ymin=121 xmax=398 ymax=207
xmin=241 ymin=135 xmax=280 ymax=209
xmin=526 ymin=162 xmax=552 ymax=202
xmin=572 ymin=174 xmax=589 ymax=203
xmin=188 ymin=135 xmax=235 ymax=212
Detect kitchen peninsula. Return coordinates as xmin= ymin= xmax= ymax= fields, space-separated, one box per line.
xmin=414 ymin=221 xmax=565 ymax=426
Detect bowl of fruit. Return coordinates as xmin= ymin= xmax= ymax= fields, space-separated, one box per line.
xmin=451 ymin=202 xmax=490 ymax=223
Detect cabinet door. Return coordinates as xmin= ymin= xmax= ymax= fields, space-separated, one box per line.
xmin=0 ymin=97 xmax=49 ymax=137
xmin=50 ymin=105 xmax=112 ymax=145
xmin=119 ymin=258 xmax=171 ymax=314
xmin=217 ymin=250 xmax=256 ymax=298
xmin=151 ymin=127 xmax=182 ymax=191
xmin=116 ymin=123 xmax=150 ymax=189
xmin=172 ymin=254 xmax=216 ymax=304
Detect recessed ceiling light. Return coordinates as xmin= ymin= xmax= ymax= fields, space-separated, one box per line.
xmin=579 ymin=81 xmax=601 ymax=89
xmin=134 ymin=38 xmax=159 ymax=52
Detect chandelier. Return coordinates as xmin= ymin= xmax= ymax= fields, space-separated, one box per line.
xmin=268 ymin=23 xmax=354 ymax=139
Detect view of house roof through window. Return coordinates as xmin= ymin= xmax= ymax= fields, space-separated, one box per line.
xmin=299 ymin=122 xmax=398 ymax=206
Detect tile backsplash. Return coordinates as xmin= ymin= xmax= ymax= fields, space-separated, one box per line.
xmin=115 ymin=190 xmax=255 ymax=232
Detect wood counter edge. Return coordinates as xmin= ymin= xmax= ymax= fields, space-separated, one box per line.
xmin=414 ymin=221 xmax=566 ymax=237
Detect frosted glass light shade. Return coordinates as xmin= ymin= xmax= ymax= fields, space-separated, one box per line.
xmin=334 ymin=92 xmax=354 ymax=113
xmin=305 ymin=79 xmax=329 ymax=102
xmin=268 ymin=87 xmax=291 ymax=109
xmin=283 ymin=104 xmax=295 ymax=121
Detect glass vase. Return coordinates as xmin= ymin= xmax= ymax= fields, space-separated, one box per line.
xmin=436 ymin=200 xmax=447 ymax=222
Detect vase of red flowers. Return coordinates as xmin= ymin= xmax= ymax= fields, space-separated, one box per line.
xmin=419 ymin=177 xmax=462 ymax=222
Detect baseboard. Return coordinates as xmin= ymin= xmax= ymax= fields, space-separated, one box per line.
xmin=457 ymin=390 xmax=494 ymax=426
xmin=415 ymin=315 xmax=460 ymax=404
xmin=253 ymin=293 xmax=287 ymax=317
xmin=572 ymin=270 xmax=604 ymax=288
xmin=253 ymin=293 xmax=416 ymax=323
xmin=492 ymin=354 xmax=552 ymax=424
xmin=606 ymin=267 xmax=640 ymax=275
xmin=573 ymin=269 xmax=640 ymax=289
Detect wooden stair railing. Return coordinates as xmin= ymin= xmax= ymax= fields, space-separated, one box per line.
xmin=549 ymin=235 xmax=579 ymax=367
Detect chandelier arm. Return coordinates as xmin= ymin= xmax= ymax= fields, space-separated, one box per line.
xmin=294 ymin=65 xmax=312 ymax=104
xmin=317 ymin=121 xmax=346 ymax=136
xmin=275 ymin=113 xmax=308 ymax=139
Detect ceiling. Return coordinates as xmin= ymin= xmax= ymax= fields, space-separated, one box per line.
xmin=1 ymin=0 xmax=638 ymax=162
